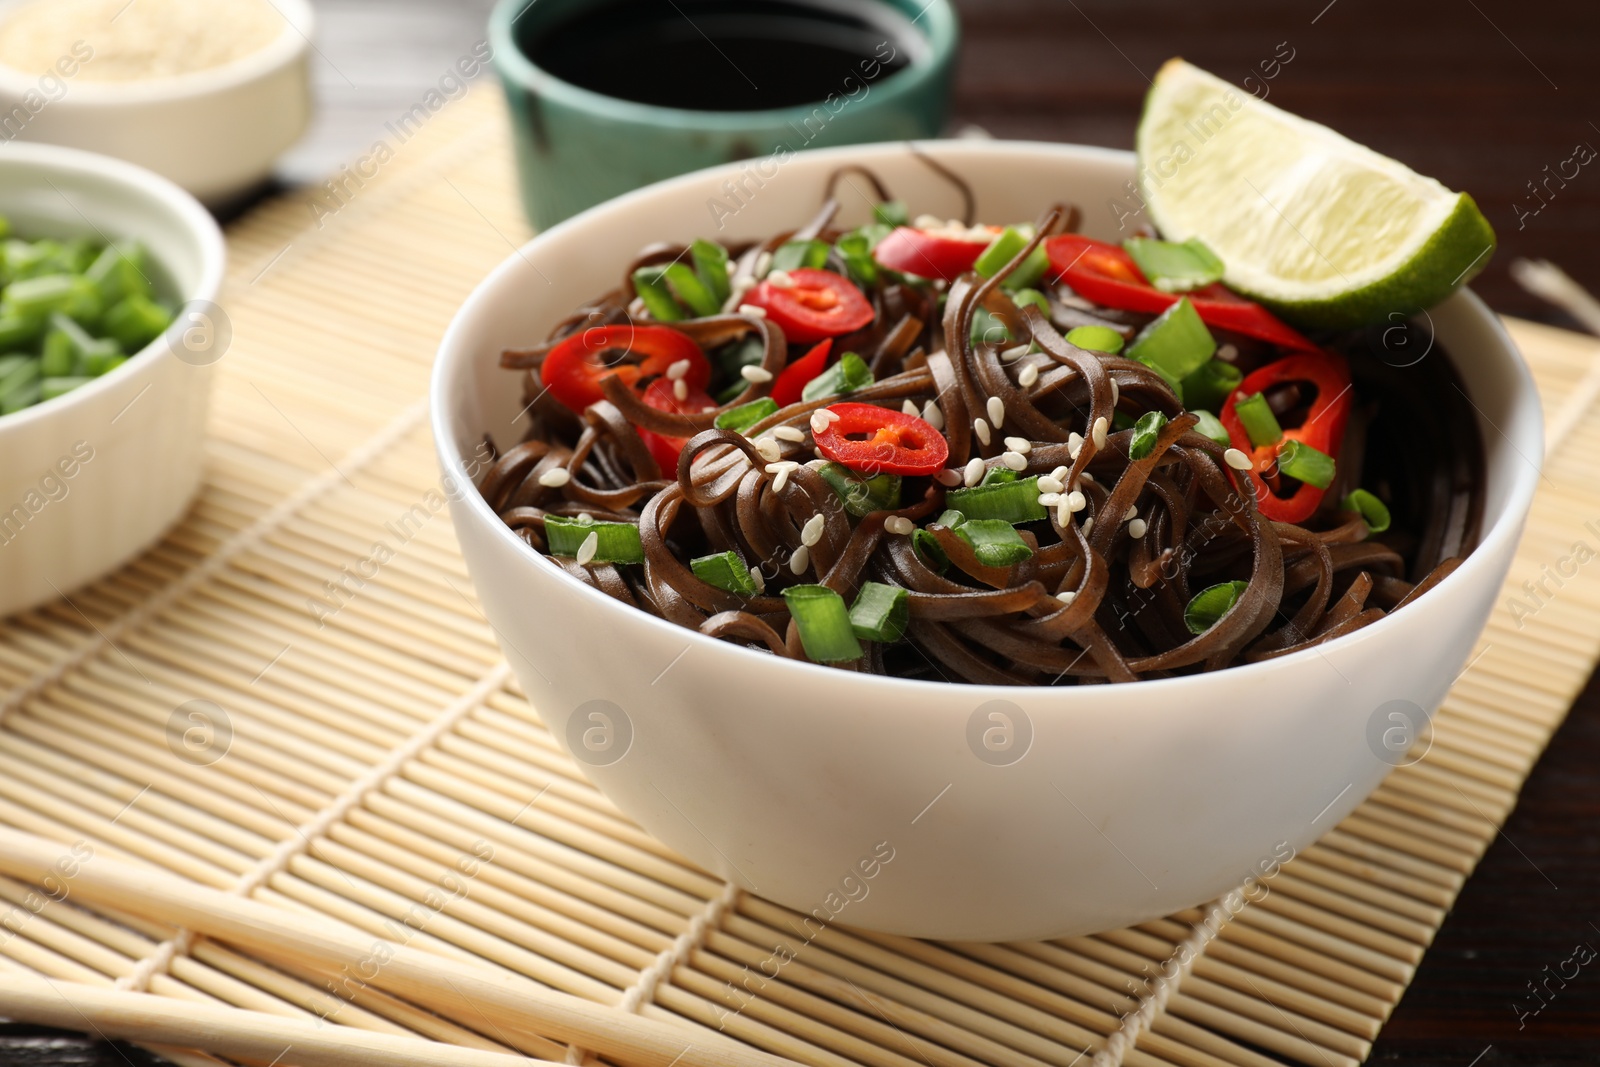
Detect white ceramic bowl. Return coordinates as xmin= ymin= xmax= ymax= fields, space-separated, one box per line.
xmin=433 ymin=141 xmax=1542 ymax=941
xmin=0 ymin=0 xmax=313 ymax=204
xmin=0 ymin=142 xmax=225 ymax=617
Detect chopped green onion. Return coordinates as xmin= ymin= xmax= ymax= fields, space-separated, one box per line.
xmin=873 ymin=201 xmax=908 ymax=227
xmin=101 ymin=295 xmax=171 ymax=353
xmin=1234 ymin=392 xmax=1282 ymax=448
xmin=712 ymin=335 xmax=764 ymax=403
xmin=1065 ymin=324 xmax=1125 ymax=354
xmin=974 ymin=227 xmax=1028 ymax=277
xmin=1011 ymin=287 xmax=1050 ymax=313
xmin=817 ymin=462 xmax=901 ymax=517
xmin=849 ymin=581 xmax=909 ymax=642
xmin=0 ymin=356 xmax=40 ymax=413
xmin=970 ymin=307 xmax=1010 ymax=345
xmin=1276 ymin=439 xmax=1336 ymax=489
xmin=1123 ymin=237 xmax=1225 ymax=293
xmin=945 ymin=476 xmax=1048 ymax=524
xmin=543 ymin=516 xmax=644 ymax=564
xmin=801 ymin=351 xmax=872 ymax=402
xmin=0 ymin=313 xmax=39 ymax=350
xmin=630 ymin=267 xmax=686 ymax=321
xmin=85 ymin=351 xmax=125 ymax=376
xmin=44 ymin=311 xmax=118 ymax=375
xmin=1192 ymin=409 xmax=1231 ymax=446
xmin=2 ymin=273 xmax=101 ymax=323
xmin=40 ymin=328 xmax=74 ymax=377
xmin=1127 ymin=297 xmax=1216 ymax=392
xmin=771 ymin=239 xmax=830 ymax=273
xmin=955 ymin=519 xmax=1034 ymax=567
xmin=782 ymin=585 xmax=864 ymax=662
xmin=1342 ymin=488 xmax=1392 ymax=535
xmin=0 ymin=378 xmax=39 ymax=414
xmin=981 ymin=466 xmax=1019 ymax=486
xmin=633 ymin=262 xmax=718 ymax=318
xmin=911 ymin=528 xmax=950 ymax=574
xmin=714 ymin=397 xmax=778 ymax=434
xmin=41 ymin=376 xmax=91 ymax=401
xmin=689 ymin=239 xmax=731 ymax=306
xmin=936 ymin=508 xmax=966 ymax=528
xmin=834 ymin=228 xmax=885 ymax=287
xmin=1179 ymin=358 xmax=1243 ymax=413
xmin=1184 ymin=580 xmax=1249 ymax=635
xmin=1128 ymin=411 xmax=1169 ymax=460
xmin=85 ymin=242 xmax=152 ymax=304
xmin=691 ymin=550 xmax=759 ymax=595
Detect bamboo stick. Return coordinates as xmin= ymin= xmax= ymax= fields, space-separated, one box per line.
xmin=0 ymin=826 xmax=799 ymax=1067
xmin=0 ymin=972 xmax=556 ymax=1067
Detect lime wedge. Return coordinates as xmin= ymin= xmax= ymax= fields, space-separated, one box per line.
xmin=1135 ymin=59 xmax=1495 ymax=329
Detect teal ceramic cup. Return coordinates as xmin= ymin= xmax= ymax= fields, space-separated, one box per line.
xmin=488 ymin=0 xmax=959 ymax=230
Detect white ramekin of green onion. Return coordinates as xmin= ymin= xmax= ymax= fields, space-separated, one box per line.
xmin=0 ymin=141 xmax=224 ymax=617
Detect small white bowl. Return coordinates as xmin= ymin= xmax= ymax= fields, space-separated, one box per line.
xmin=0 ymin=142 xmax=225 ymax=617
xmin=0 ymin=0 xmax=314 ymax=204
xmin=433 ymin=141 xmax=1542 ymax=941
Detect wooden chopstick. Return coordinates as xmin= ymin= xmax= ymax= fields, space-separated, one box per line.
xmin=0 ymin=828 xmax=797 ymax=1067
xmin=0 ymin=972 xmax=555 ymax=1067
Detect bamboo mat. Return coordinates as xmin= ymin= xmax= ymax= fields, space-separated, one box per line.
xmin=0 ymin=85 xmax=1597 ymax=1067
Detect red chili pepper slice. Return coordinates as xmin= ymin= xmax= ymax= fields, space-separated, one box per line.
xmin=812 ymin=401 xmax=949 ymax=476
xmin=1219 ymin=351 xmax=1353 ymax=523
xmin=743 ymin=268 xmax=875 ymax=344
xmin=770 ymin=338 xmax=832 ymax=408
xmin=1044 ymin=234 xmax=1317 ymax=351
xmin=540 ymin=324 xmax=709 ymax=412
xmin=637 ymin=377 xmax=716 ymax=475
xmin=872 ymin=224 xmax=1000 ymax=281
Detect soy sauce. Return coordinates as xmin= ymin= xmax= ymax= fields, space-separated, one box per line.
xmin=520 ymin=0 xmax=919 ymax=112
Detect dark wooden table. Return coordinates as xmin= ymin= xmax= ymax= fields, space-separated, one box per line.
xmin=4 ymin=1 xmax=1597 ymax=1063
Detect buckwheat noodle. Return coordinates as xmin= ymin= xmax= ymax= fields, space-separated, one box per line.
xmin=478 ymin=169 xmax=1482 ymax=684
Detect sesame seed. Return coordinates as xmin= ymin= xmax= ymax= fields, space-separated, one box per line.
xmin=1110 ymin=379 xmax=1120 ymax=406
xmin=1067 ymin=490 xmax=1086 ymax=513
xmin=575 ymin=532 xmax=599 ymax=566
xmin=1004 ymin=436 xmax=1031 ymax=454
xmin=1124 ymin=506 xmax=1138 ymax=523
xmin=912 ymin=213 xmax=944 ymax=229
xmin=626 ymin=296 xmax=648 ymax=318
xmin=738 ymin=303 xmax=767 ymax=319
xmin=1218 ymin=343 xmax=1239 ymax=361
xmin=922 ymin=401 xmax=945 ymax=430
xmin=666 ymin=359 xmax=691 ymax=381
xmin=741 ymin=364 xmax=773 ymax=383
xmin=1056 ymin=590 xmax=1077 ymax=605
xmin=1038 ymin=492 xmax=1062 ymax=507
xmin=750 ymin=568 xmax=766 ymax=593
xmin=673 ymin=378 xmax=688 ymax=402
xmin=1036 ymin=476 xmax=1065 ymax=494
xmin=1050 ymin=465 xmax=1070 ymax=482
xmin=963 ymin=457 xmax=985 ymax=487
xmin=801 ymin=513 xmax=825 ymax=547
xmin=809 ymin=410 xmax=832 ymax=434
xmin=1091 ymin=416 xmax=1108 ymax=450
xmin=774 ymin=425 xmax=805 ymax=442
xmin=814 ymin=448 xmax=826 ymax=459
xmin=987 ymin=396 xmax=1006 ymax=428
xmin=1128 ymin=518 xmax=1148 ymax=538
xmin=765 ymin=460 xmax=799 ymax=493
xmin=538 ymin=468 xmax=571 ymax=488
xmin=1001 ymin=451 xmax=1028 ymax=471
xmin=1067 ymin=432 xmax=1084 ymax=460
xmin=934 ymin=468 xmax=963 ymax=487
xmin=902 ymin=399 xmax=919 ymax=416
xmin=789 ymin=544 xmax=810 ymax=574
xmin=1224 ymin=448 xmax=1253 ymax=471
xmin=1080 ymin=471 xmax=1096 ymax=485
xmin=752 ymin=436 xmax=781 ymax=462
xmin=767 ymin=269 xmax=794 ymax=289
xmin=1056 ymin=499 xmax=1071 ymax=526
xmin=1000 ymin=344 xmax=1030 ymax=362
xmin=817 ymin=407 xmax=841 ymax=424
xmin=973 ymin=418 xmax=992 ymax=446
xmin=885 ymin=516 xmax=915 ymax=536
xmin=1018 ymin=363 xmax=1039 ymax=388
xmin=754 ymin=251 xmax=773 ymax=277
xmin=576 ymin=512 xmax=594 ymax=524
xmin=1081 ymin=517 xmax=1094 ymax=536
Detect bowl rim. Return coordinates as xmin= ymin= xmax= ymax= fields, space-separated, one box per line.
xmin=432 ymin=137 xmax=1544 ymax=699
xmin=0 ymin=0 xmax=313 ymax=105
xmin=0 ymin=140 xmax=226 ymax=435
xmin=486 ymin=0 xmax=958 ymax=130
